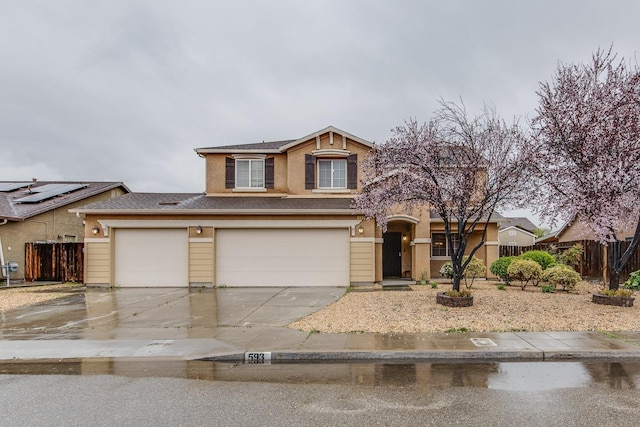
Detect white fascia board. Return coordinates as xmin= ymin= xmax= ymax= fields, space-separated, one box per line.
xmin=279 ymin=126 xmax=374 ymax=151
xmin=195 ymin=149 xmax=281 ymax=154
xmin=97 ymin=219 xmax=360 ymax=228
xmin=70 ymin=208 xmax=356 ymax=215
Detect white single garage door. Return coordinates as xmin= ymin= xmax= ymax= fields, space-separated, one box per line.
xmin=115 ymin=228 xmax=188 ymax=287
xmin=216 ymin=229 xmax=349 ymax=287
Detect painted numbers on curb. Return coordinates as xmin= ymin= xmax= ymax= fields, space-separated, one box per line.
xmin=245 ymin=352 xmax=272 ymax=364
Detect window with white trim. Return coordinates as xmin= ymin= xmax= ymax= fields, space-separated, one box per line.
xmin=236 ymin=159 xmax=264 ymax=188
xmin=318 ymin=159 xmax=346 ymax=188
xmin=432 ymin=232 xmax=460 ymax=257
xmin=508 ymin=230 xmax=517 ymax=236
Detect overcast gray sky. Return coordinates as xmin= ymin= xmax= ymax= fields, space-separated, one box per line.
xmin=1 ymin=0 xmax=638 ymax=223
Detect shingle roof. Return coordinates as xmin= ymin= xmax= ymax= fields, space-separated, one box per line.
xmin=0 ymin=181 xmax=130 ymax=221
xmin=499 ymin=217 xmax=538 ymax=232
xmin=199 ymin=140 xmax=296 ymax=151
xmin=71 ymin=193 xmax=355 ymax=214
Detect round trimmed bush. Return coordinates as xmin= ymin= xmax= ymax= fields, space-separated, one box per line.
xmin=507 ymin=259 xmax=543 ymax=289
xmin=541 ymin=264 xmax=581 ymax=291
xmin=518 ymin=250 xmax=555 ymax=270
xmin=490 ymin=256 xmax=515 ymax=283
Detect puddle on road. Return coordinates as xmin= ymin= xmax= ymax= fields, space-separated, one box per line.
xmin=1 ymin=360 xmax=639 ymax=390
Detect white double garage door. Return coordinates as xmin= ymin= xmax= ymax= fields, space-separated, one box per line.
xmin=114 ymin=228 xmax=350 ymax=287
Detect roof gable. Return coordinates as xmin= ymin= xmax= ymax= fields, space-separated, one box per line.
xmin=194 ymin=126 xmax=374 ymax=155
xmin=498 ymin=225 xmax=537 ymax=238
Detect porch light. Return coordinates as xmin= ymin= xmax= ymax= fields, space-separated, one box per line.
xmin=357 ymin=225 xmax=364 ymax=234
xmin=402 ymin=234 xmax=407 ymax=241
xmin=91 ymin=225 xmax=100 ymax=235
xmin=196 ymin=225 xmax=203 ymax=234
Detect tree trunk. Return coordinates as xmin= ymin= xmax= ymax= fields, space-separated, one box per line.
xmin=602 ymin=244 xmax=608 ymax=289
xmin=452 ymin=273 xmax=461 ymax=292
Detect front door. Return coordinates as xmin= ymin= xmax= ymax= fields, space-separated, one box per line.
xmin=382 ymin=232 xmax=402 ymax=278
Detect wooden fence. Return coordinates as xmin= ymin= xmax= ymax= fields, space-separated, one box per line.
xmin=25 ymin=242 xmax=84 ymax=282
xmin=499 ymin=239 xmax=640 ymax=281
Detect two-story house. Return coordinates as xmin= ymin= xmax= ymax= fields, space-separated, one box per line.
xmin=71 ymin=126 xmax=499 ymax=287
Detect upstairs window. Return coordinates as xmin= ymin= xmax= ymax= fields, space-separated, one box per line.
xmin=318 ymin=159 xmax=346 ymax=188
xmin=305 ymin=154 xmax=357 ymax=190
xmin=225 ymin=157 xmax=274 ymax=190
xmin=236 ymin=159 xmax=264 ymax=188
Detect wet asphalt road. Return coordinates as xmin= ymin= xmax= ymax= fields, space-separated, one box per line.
xmin=2 ymin=361 xmax=640 ymax=426
xmin=2 ymin=367 xmax=640 ymax=427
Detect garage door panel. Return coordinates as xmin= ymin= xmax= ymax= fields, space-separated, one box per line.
xmin=115 ymin=229 xmax=188 ymax=287
xmin=216 ymin=229 xmax=349 ymax=287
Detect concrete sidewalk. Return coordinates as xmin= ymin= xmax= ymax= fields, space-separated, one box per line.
xmin=1 ymin=286 xmax=640 ymax=363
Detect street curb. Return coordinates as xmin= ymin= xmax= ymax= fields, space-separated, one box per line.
xmin=201 ymin=349 xmax=640 ymax=363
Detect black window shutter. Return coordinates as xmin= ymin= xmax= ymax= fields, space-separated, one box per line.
xmin=347 ymin=154 xmax=358 ymax=189
xmin=305 ymin=154 xmax=315 ymax=189
xmin=225 ymin=157 xmax=235 ymax=189
xmin=265 ymin=157 xmax=274 ymax=189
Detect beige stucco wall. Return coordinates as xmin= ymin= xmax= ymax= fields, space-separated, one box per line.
xmin=429 ymin=221 xmax=499 ymax=279
xmin=203 ymin=131 xmax=372 ymax=196
xmin=0 ymin=188 xmax=126 ymax=280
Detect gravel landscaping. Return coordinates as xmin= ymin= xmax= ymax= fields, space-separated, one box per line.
xmin=288 ymin=280 xmax=640 ymax=333
xmin=0 ymin=284 xmax=78 ymax=311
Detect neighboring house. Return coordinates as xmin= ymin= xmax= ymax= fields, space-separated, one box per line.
xmin=498 ymin=217 xmax=538 ymax=247
xmin=537 ymin=216 xmax=636 ymax=244
xmin=0 ymin=181 xmax=130 ymax=280
xmin=71 ymin=126 xmax=500 ymax=288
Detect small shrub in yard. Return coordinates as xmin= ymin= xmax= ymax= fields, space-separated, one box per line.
xmin=541 ymin=285 xmax=555 ymax=293
xmin=440 ymin=256 xmax=486 ymax=289
xmin=439 ymin=262 xmax=454 ymax=278
xmin=430 ymin=282 xmax=438 ymax=289
xmin=624 ymin=270 xmax=640 ymax=290
xmin=558 ymin=243 xmax=583 ymax=269
xmin=507 ymin=259 xmax=542 ymax=290
xmin=490 ymin=256 xmax=515 ymax=284
xmin=519 ymin=250 xmax=556 ymax=270
xmin=497 ymin=284 xmax=506 ymax=290
xmin=541 ymin=264 xmax=581 ymax=291
xmin=462 ymin=256 xmax=486 ymax=289
xmin=600 ymin=289 xmax=633 ymax=298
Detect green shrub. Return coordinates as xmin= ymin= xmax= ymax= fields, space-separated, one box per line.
xmin=507 ymin=259 xmax=543 ymax=290
xmin=624 ymin=270 xmax=640 ymax=290
xmin=541 ymin=285 xmax=555 ymax=293
xmin=497 ymin=284 xmax=506 ymax=290
xmin=519 ymin=250 xmax=556 ymax=270
xmin=490 ymin=257 xmax=515 ymax=284
xmin=558 ymin=244 xmax=583 ymax=268
xmin=541 ymin=264 xmax=581 ymax=291
xmin=440 ymin=256 xmax=486 ymax=289
xmin=600 ymin=289 xmax=633 ymax=298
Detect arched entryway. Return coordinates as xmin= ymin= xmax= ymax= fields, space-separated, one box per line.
xmin=382 ymin=218 xmax=416 ymax=279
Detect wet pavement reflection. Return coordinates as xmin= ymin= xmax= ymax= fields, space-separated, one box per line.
xmin=1 ymin=360 xmax=639 ymax=390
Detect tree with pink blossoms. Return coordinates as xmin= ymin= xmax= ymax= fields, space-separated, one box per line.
xmin=355 ymin=101 xmax=532 ymax=292
xmin=532 ymin=48 xmax=640 ymax=289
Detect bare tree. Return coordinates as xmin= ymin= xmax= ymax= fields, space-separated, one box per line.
xmin=355 ymin=101 xmax=532 ymax=292
xmin=532 ymin=47 xmax=640 ymax=289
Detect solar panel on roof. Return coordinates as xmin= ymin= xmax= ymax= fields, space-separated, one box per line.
xmin=0 ymin=182 xmax=32 ymax=192
xmin=29 ymin=183 xmax=69 ymax=193
xmin=14 ymin=184 xmax=88 ymax=203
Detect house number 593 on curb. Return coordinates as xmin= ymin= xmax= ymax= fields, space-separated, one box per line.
xmin=245 ymin=352 xmax=271 ymax=364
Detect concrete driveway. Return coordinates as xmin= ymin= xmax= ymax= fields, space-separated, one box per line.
xmin=1 ymin=286 xmax=345 ymax=341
